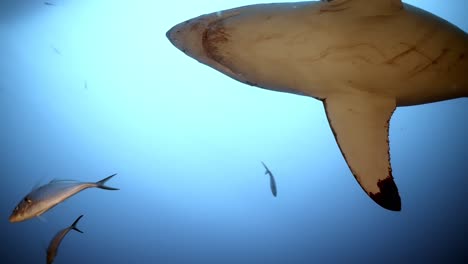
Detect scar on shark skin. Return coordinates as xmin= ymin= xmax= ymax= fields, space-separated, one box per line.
xmin=182 ymin=11 xmax=240 ymax=63
xmin=431 ymin=48 xmax=450 ymax=65
xmin=202 ymin=23 xmax=231 ymax=64
xmin=384 ymin=42 xmax=459 ymax=77
xmin=409 ymin=48 xmax=450 ymax=75
xmin=385 ymin=42 xmax=435 ymax=65
xmin=448 ymin=52 xmax=467 ymax=71
xmin=386 ymin=27 xmax=438 ymax=65
xmin=299 ymin=43 xmax=386 ymax=64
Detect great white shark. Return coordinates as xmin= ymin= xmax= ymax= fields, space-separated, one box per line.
xmin=166 ymin=0 xmax=468 ymax=211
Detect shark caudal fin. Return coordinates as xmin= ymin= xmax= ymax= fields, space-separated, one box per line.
xmin=95 ymin=173 xmax=119 ymax=190
xmin=70 ymin=215 xmax=84 ymax=233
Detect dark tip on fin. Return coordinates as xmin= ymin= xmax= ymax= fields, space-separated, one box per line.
xmin=369 ymin=176 xmax=401 ymax=211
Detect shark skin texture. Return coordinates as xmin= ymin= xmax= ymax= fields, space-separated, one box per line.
xmin=166 ymin=0 xmax=468 ymax=211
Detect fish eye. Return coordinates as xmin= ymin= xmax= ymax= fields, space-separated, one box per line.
xmin=23 ymin=197 xmax=32 ymax=203
xmin=14 ymin=206 xmax=18 ymax=211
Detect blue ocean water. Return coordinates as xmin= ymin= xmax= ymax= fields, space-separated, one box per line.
xmin=1 ymin=0 xmax=467 ymax=263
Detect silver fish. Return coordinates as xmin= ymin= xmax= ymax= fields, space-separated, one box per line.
xmin=261 ymin=162 xmax=277 ymax=197
xmin=46 ymin=215 xmax=84 ymax=264
xmin=9 ymin=174 xmax=118 ymax=223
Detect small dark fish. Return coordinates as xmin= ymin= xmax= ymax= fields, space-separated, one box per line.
xmin=261 ymin=162 xmax=277 ymax=197
xmin=84 ymin=80 xmax=88 ymax=90
xmin=44 ymin=2 xmax=55 ymax=6
xmin=50 ymin=45 xmax=61 ymax=55
xmin=9 ymin=173 xmax=119 ymax=223
xmin=46 ymin=215 xmax=84 ymax=264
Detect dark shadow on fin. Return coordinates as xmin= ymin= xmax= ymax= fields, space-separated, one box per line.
xmin=369 ymin=176 xmax=401 ymax=211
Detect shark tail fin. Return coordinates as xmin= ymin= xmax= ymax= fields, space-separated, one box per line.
xmin=95 ymin=173 xmax=119 ymax=190
xmin=70 ymin=215 xmax=84 ymax=233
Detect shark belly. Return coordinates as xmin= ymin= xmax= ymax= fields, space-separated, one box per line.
xmin=199 ymin=3 xmax=468 ymax=105
xmin=166 ymin=0 xmax=468 ymax=211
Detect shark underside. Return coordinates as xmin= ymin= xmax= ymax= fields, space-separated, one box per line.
xmin=166 ymin=0 xmax=468 ymax=211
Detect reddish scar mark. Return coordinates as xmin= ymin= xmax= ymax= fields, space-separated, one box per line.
xmin=386 ymin=45 xmax=420 ymax=64
xmin=202 ymin=22 xmax=231 ymax=64
xmin=431 ymin=48 xmax=449 ymax=64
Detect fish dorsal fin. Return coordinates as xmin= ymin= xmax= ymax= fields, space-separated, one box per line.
xmin=324 ymin=90 xmax=401 ymax=211
xmin=31 ymin=182 xmax=42 ymax=192
xmin=49 ymin=179 xmax=77 ymax=184
xmin=321 ymin=0 xmax=403 ymax=15
xmin=31 ymin=175 xmax=49 ymax=191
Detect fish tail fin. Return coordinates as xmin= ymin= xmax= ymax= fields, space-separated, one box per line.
xmin=95 ymin=173 xmax=119 ymax=190
xmin=71 ymin=215 xmax=84 ymax=233
xmin=261 ymin=161 xmax=269 ymax=174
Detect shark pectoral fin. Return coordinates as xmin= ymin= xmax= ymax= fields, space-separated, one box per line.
xmin=324 ymin=91 xmax=401 ymax=211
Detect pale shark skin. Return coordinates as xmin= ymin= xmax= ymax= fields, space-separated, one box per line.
xmin=9 ymin=174 xmax=118 ymax=222
xmin=166 ymin=0 xmax=468 ymax=211
xmin=47 ymin=215 xmax=84 ymax=264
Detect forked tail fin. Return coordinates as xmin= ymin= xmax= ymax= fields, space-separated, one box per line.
xmin=261 ymin=161 xmax=270 ymax=175
xmin=95 ymin=173 xmax=119 ymax=190
xmin=70 ymin=215 xmax=84 ymax=233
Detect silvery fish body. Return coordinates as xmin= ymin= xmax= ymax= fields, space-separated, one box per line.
xmin=9 ymin=174 xmax=118 ymax=223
